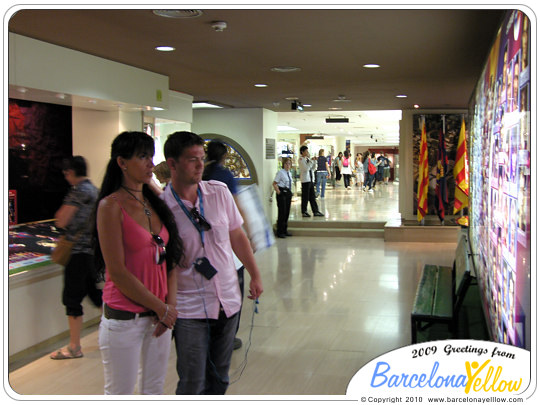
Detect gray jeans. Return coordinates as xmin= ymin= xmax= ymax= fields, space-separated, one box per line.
xmin=173 ymin=311 xmax=239 ymax=394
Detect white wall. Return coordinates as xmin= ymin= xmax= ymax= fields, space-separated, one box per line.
xmin=145 ymin=90 xmax=193 ymax=124
xmin=262 ymin=109 xmax=279 ymax=221
xmin=192 ymin=108 xmax=278 ymax=221
xmin=9 ymin=33 xmax=169 ymax=109
xmin=9 ymin=267 xmax=102 ymax=357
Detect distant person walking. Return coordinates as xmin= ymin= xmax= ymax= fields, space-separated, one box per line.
xmin=315 ymin=149 xmax=330 ymax=198
xmin=298 ymin=146 xmax=324 ymax=217
xmin=272 ymin=157 xmax=293 ymax=238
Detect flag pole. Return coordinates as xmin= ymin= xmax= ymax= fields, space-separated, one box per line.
xmin=417 ymin=115 xmax=428 ymax=225
xmin=441 ymin=115 xmax=445 ymax=226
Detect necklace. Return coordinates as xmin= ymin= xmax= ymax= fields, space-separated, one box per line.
xmin=121 ymin=186 xmax=166 ymax=265
xmin=122 ymin=184 xmax=143 ymax=193
xmin=121 ymin=185 xmax=152 ymax=219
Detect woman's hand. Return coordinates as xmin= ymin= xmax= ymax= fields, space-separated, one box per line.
xmin=157 ymin=304 xmax=178 ymax=329
xmin=153 ymin=321 xmax=170 ymax=338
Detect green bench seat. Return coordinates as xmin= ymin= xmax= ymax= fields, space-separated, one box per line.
xmin=410 ymin=235 xmax=472 ymax=343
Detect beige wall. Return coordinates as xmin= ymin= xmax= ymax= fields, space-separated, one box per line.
xmin=72 ymin=108 xmax=143 ymax=187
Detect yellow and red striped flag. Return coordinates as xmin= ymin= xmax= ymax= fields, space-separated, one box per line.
xmin=453 ymin=118 xmax=469 ymax=214
xmin=417 ymin=117 xmax=428 ymax=221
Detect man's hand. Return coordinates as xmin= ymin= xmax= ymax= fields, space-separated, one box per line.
xmin=248 ymin=276 xmax=264 ymax=300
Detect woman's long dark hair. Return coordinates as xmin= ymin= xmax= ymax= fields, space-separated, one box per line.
xmin=202 ymin=140 xmax=227 ymax=181
xmin=93 ymin=131 xmax=184 ymax=275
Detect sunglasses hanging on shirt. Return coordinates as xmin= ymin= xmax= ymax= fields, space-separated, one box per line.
xmin=190 ymin=208 xmax=212 ymax=231
xmin=152 ymin=234 xmax=167 ymax=265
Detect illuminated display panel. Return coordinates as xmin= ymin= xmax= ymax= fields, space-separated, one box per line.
xmin=469 ymin=10 xmax=531 ymax=349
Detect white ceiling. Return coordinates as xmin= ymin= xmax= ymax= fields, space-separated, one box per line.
xmin=278 ymin=110 xmax=402 ymax=146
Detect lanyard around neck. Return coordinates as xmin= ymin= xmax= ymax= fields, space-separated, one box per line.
xmin=170 ymin=186 xmax=206 ymax=247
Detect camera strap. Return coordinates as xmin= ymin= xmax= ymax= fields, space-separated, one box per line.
xmin=171 ymin=186 xmax=206 ymax=247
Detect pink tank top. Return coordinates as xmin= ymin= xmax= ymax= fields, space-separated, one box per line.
xmin=102 ymin=199 xmax=170 ymax=313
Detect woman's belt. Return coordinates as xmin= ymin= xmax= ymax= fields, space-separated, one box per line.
xmin=104 ymin=303 xmax=155 ymax=320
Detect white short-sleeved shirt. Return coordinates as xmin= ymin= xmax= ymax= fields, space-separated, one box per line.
xmin=161 ymin=180 xmax=243 ymax=319
xmin=274 ymin=169 xmax=293 ymax=190
xmin=298 ymin=156 xmax=316 ymax=183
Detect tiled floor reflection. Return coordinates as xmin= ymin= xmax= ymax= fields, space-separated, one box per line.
xmin=8 ymin=181 xmax=459 ymax=396
xmin=289 ymin=180 xmax=401 ymax=222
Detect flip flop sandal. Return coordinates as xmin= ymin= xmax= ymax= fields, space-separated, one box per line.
xmin=50 ymin=345 xmax=83 ymax=360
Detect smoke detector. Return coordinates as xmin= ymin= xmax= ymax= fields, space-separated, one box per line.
xmin=211 ymin=21 xmax=228 ymax=32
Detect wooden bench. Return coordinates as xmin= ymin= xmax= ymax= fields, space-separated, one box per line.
xmin=410 ymin=234 xmax=472 ymax=343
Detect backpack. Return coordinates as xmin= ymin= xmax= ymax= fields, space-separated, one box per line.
xmin=368 ymin=159 xmax=377 ymax=175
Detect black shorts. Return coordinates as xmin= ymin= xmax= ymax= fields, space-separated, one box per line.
xmin=62 ymin=253 xmax=103 ymax=317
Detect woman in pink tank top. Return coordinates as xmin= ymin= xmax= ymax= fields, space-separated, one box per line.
xmin=94 ymin=131 xmax=184 ymax=395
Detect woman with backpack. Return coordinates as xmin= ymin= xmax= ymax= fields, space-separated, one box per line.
xmin=365 ymin=152 xmax=379 ymax=192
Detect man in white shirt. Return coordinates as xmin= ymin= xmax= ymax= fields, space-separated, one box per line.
xmin=298 ymin=145 xmax=324 ymax=217
xmin=162 ymin=131 xmax=263 ymax=395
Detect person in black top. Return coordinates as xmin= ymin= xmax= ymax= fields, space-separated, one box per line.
xmin=315 ymin=149 xmax=330 ymax=198
xmin=50 ymin=156 xmax=102 ymax=360
xmin=202 ymin=140 xmax=245 ymax=350
xmin=382 ymin=153 xmax=391 ymax=184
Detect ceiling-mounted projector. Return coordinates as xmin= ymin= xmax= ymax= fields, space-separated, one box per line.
xmin=325 ymin=118 xmax=349 ymax=123
xmin=291 ymin=101 xmax=304 ymax=111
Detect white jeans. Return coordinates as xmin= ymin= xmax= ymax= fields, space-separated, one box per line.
xmin=98 ymin=315 xmax=172 ymax=395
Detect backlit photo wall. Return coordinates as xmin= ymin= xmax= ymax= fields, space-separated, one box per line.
xmin=469 ymin=10 xmax=531 ymax=349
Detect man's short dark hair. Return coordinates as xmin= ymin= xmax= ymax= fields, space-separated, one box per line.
xmin=300 ymin=145 xmax=308 ymax=154
xmin=63 ymin=156 xmax=87 ymax=177
xmin=164 ymin=131 xmax=204 ymax=160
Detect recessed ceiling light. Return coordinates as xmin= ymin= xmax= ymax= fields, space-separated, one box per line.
xmin=254 ymin=84 xmax=268 ymax=88
xmin=155 ymin=46 xmax=175 ymax=52
xmin=396 ymin=94 xmax=408 ymax=98
xmin=333 ymin=97 xmax=351 ymax=103
xmin=271 ymin=66 xmax=301 ymax=73
xmin=414 ymin=104 xmax=420 ymax=109
xmin=303 ymin=104 xmax=312 ymax=108
xmin=328 ymin=107 xmax=342 ymax=110
xmin=192 ymin=102 xmax=223 ymax=109
xmin=152 ymin=10 xmax=203 ymax=18
xmin=363 ymin=63 xmax=380 ymax=68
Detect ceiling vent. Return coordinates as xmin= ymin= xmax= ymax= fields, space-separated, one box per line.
xmin=325 ymin=118 xmax=349 ymax=123
xmin=152 ymin=10 xmax=203 ymax=18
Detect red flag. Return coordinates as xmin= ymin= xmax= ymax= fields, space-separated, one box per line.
xmin=435 ymin=126 xmax=448 ymax=220
xmin=453 ymin=118 xmax=469 ymax=214
xmin=417 ymin=117 xmax=428 ymax=221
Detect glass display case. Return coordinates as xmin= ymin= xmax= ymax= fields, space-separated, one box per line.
xmin=8 ymin=219 xmax=61 ymax=276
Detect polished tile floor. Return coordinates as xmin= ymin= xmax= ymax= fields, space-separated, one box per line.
xmin=8 ymin=181 xmax=460 ymax=396
xmin=289 ymin=178 xmax=401 ymax=222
